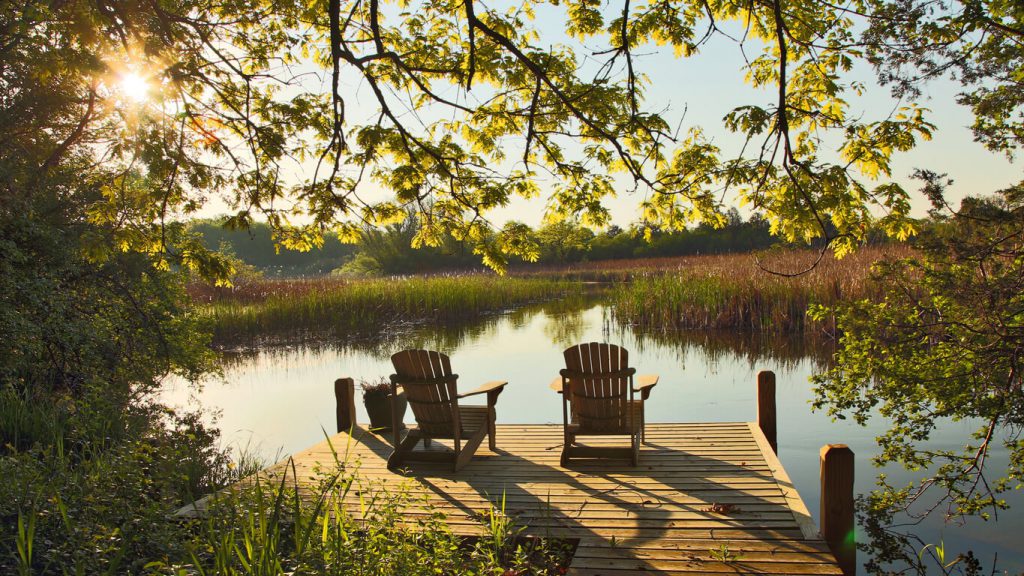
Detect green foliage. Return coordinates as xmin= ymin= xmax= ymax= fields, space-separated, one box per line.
xmin=0 ymin=388 xmax=67 ymax=454
xmin=334 ymin=252 xmax=385 ymax=277
xmin=0 ymin=184 xmax=217 ymax=402
xmin=15 ymin=509 xmax=35 ymax=576
xmin=2 ymin=413 xmax=572 ymax=574
xmin=813 ymin=185 xmax=1024 ymax=573
xmin=1 ymin=45 xmax=225 ymax=572
xmin=352 ymin=212 xmax=482 ymax=275
xmin=708 ymin=543 xmax=743 ymax=564
xmin=591 ymin=217 xmax=776 ymax=260
xmin=0 ymin=400 xmax=239 ymax=574
xmin=3 ymin=0 xmax=1022 ymax=573
xmin=191 ymin=219 xmax=357 ymax=277
xmin=200 ymin=212 xmax=779 ymax=278
xmin=862 ymin=0 xmax=1024 ymax=156
xmin=534 ymin=220 xmax=595 ymax=264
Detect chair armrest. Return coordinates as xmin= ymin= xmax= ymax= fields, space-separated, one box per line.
xmin=391 ymin=373 xmax=458 ymax=386
xmin=634 ymin=374 xmax=659 ymax=400
xmin=458 ymin=380 xmax=508 ymax=398
xmin=549 ymin=377 xmax=563 ymax=393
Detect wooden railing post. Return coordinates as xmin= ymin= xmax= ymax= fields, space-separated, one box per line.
xmin=757 ymin=370 xmax=777 ymax=454
xmin=820 ymin=444 xmax=855 ymax=576
xmin=334 ymin=377 xmax=357 ymax=433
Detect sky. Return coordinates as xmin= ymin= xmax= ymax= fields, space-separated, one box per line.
xmin=191 ymin=2 xmax=1019 ymax=229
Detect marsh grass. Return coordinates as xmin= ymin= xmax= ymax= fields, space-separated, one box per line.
xmin=609 ymin=246 xmax=910 ymax=334
xmin=194 ymin=275 xmax=582 ymax=345
xmin=194 ymin=246 xmax=904 ymax=344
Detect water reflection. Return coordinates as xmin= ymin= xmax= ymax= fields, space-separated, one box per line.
xmin=216 ymin=296 xmax=603 ymax=368
xmin=164 ymin=300 xmax=1023 ymax=574
xmin=619 ymin=324 xmax=836 ymax=372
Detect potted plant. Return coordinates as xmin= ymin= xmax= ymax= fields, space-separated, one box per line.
xmin=361 ymin=377 xmax=407 ymax=431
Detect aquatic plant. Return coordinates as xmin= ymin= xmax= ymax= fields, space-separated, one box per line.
xmin=194 ymin=274 xmax=582 ymax=345
xmin=608 ymin=246 xmax=909 ymax=334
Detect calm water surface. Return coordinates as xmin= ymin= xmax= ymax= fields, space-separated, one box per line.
xmin=164 ymin=302 xmax=1023 ymax=573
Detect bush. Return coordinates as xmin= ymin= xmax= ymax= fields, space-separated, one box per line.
xmin=0 ymin=403 xmax=238 ymax=574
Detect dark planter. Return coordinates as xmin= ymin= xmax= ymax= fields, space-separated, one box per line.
xmin=364 ymin=390 xmax=407 ymax=431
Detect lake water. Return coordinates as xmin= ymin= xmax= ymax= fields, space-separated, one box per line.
xmin=164 ymin=301 xmax=1023 ymax=573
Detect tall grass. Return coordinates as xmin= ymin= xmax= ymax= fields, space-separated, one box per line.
xmin=193 ymin=274 xmax=582 ymax=345
xmin=610 ymin=246 xmax=911 ymax=334
xmin=0 ymin=388 xmax=67 ymax=452
xmin=185 ymin=446 xmax=574 ymax=575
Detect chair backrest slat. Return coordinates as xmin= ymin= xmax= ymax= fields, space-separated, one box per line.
xmin=563 ymin=343 xmax=632 ymax=434
xmin=391 ymin=349 xmax=458 ymax=437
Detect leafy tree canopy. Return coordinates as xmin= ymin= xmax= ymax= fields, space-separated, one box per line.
xmin=8 ymin=0 xmax=1001 ymax=275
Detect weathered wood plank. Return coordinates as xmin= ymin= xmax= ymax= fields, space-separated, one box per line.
xmin=748 ymin=421 xmax=820 ymax=540
xmin=574 ymin=545 xmax=840 ymax=563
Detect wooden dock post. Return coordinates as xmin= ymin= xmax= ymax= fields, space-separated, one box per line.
xmin=335 ymin=377 xmax=357 ymax=433
xmin=757 ymin=370 xmax=777 ymax=454
xmin=820 ymin=444 xmax=855 ymax=576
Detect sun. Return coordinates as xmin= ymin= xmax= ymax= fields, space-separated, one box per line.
xmin=119 ymin=71 xmax=150 ymax=103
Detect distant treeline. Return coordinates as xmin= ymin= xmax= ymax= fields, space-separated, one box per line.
xmin=189 ymin=210 xmax=777 ymax=277
xmin=190 ymin=220 xmax=357 ymax=276
xmin=586 ymin=214 xmax=774 ymax=260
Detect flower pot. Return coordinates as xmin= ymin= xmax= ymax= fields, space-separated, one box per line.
xmin=364 ymin=389 xmax=407 ymax=431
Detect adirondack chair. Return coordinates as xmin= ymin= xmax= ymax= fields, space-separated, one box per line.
xmin=387 ymin=349 xmax=507 ymax=472
xmin=557 ymin=343 xmax=658 ymax=466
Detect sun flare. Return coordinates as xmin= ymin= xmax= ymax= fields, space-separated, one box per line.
xmin=119 ymin=72 xmax=150 ymax=103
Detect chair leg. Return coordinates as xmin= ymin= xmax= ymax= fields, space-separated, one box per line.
xmin=631 ymin=433 xmax=639 ymax=466
xmin=455 ymin=426 xmax=487 ymax=471
xmin=388 ymin=430 xmax=422 ymax=470
xmin=560 ymin=431 xmax=576 ymax=466
xmin=488 ymin=405 xmax=497 ymax=451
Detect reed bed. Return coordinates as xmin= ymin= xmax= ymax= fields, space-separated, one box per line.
xmin=194 ymin=274 xmax=581 ymax=345
xmin=609 ymin=245 xmax=913 ymax=334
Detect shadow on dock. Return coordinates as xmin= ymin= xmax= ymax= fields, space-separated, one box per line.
xmin=264 ymin=422 xmax=843 ymax=575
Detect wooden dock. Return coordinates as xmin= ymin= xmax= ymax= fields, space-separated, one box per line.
xmin=250 ymin=421 xmax=843 ymax=575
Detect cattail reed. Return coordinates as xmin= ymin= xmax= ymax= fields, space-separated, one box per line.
xmin=609 ymin=245 xmax=910 ymax=334
xmin=192 ymin=274 xmax=581 ymax=345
